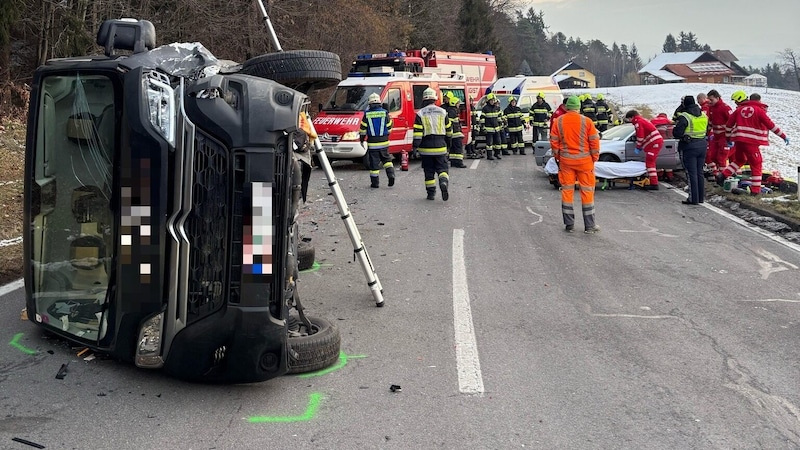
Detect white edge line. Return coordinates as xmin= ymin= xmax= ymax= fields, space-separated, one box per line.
xmin=452 ymin=229 xmax=485 ymax=395
xmin=0 ymin=278 xmax=24 ymax=297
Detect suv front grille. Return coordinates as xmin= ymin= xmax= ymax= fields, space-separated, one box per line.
xmin=186 ymin=131 xmax=228 ymax=323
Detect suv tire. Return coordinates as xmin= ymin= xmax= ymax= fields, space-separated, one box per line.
xmin=240 ymin=50 xmax=341 ymax=93
xmin=287 ymin=316 xmax=341 ymax=374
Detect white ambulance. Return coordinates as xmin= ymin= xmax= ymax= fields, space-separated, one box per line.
xmin=475 ymin=75 xmax=563 ymax=147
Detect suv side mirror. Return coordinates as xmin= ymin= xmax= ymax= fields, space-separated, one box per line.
xmin=97 ymin=19 xmax=156 ymax=56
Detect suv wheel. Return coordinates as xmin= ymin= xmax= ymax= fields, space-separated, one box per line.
xmin=240 ymin=50 xmax=341 ymax=93
xmin=287 ymin=316 xmax=341 ymax=374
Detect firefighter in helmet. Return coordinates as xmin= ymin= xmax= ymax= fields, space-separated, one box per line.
xmin=580 ymin=93 xmax=597 ymax=124
xmin=594 ymin=93 xmax=612 ymax=132
xmin=481 ymin=93 xmax=503 ymax=160
xmin=412 ymin=87 xmax=453 ymax=201
xmin=529 ymin=92 xmax=552 ymax=143
xmin=503 ymin=96 xmax=526 ymax=154
xmin=443 ymin=92 xmax=467 ymax=168
xmin=359 ymin=92 xmax=395 ymax=188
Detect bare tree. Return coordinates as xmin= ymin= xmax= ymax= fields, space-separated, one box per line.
xmin=779 ymin=48 xmax=799 ymax=91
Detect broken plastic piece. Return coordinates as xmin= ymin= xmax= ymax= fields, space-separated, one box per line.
xmin=389 ymin=384 xmax=402 ymax=393
xmin=55 ymin=362 xmax=69 ymax=379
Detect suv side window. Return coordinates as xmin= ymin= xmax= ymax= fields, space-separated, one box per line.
xmin=386 ymin=88 xmax=401 ymax=112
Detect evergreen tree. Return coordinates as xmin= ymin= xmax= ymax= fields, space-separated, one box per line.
xmin=629 ymin=43 xmax=642 ymax=70
xmin=458 ymin=0 xmax=496 ymax=54
xmin=663 ymin=34 xmax=677 ymax=52
xmin=517 ymin=59 xmax=533 ymax=76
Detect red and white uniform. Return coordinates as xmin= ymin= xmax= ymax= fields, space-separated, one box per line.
xmin=721 ymin=100 xmax=786 ymax=194
xmin=549 ymin=104 xmax=568 ymax=132
xmin=632 ymin=115 xmax=664 ymax=186
xmin=706 ymin=99 xmax=732 ymax=175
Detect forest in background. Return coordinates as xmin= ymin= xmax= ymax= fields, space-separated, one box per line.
xmin=0 ymin=0 xmax=797 ymax=120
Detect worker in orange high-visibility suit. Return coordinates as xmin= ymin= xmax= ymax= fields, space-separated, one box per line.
xmin=550 ymin=95 xmax=601 ymax=233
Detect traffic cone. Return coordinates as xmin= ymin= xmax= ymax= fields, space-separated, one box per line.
xmin=401 ymin=150 xmax=409 ymax=171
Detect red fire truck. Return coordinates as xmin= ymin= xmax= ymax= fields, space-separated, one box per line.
xmin=313 ymin=70 xmax=473 ymax=162
xmin=350 ymin=48 xmax=497 ymax=101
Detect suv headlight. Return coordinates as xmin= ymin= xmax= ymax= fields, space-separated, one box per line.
xmin=135 ymin=312 xmax=165 ymax=368
xmin=145 ymin=73 xmax=176 ymax=146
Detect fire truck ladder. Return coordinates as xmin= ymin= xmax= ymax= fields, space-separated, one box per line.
xmin=255 ymin=0 xmax=384 ymax=307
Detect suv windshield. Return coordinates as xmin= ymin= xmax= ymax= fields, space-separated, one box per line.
xmin=322 ymin=86 xmax=383 ymax=111
xmin=29 ymin=73 xmax=117 ymax=343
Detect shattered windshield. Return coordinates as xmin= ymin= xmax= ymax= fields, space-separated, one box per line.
xmin=322 ymin=86 xmax=383 ymax=111
xmin=30 ymin=73 xmax=117 ymax=343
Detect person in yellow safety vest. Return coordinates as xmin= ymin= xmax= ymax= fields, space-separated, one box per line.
xmin=503 ymin=96 xmax=526 ymax=154
xmin=359 ymin=92 xmax=395 ymax=188
xmin=413 ymin=87 xmax=453 ymax=201
xmin=529 ymin=92 xmax=552 ymax=143
xmin=673 ymin=95 xmax=709 ymax=205
xmin=481 ymin=93 xmax=503 ymax=160
xmin=442 ymin=92 xmax=467 ymax=168
xmin=594 ymin=93 xmax=612 ymax=132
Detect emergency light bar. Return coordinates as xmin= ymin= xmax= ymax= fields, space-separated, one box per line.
xmin=356 ymin=52 xmax=407 ymax=60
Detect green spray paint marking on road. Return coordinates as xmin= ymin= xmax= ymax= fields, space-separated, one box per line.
xmin=299 ymin=261 xmax=333 ymax=273
xmin=297 ymin=352 xmax=367 ymax=379
xmin=248 ymin=392 xmax=323 ymax=423
xmin=9 ymin=333 xmax=37 ymax=355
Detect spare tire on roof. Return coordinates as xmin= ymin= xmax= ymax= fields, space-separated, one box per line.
xmin=240 ymin=50 xmax=342 ymax=93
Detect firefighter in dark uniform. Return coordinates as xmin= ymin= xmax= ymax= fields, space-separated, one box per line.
xmin=503 ymin=96 xmax=525 ymax=154
xmin=580 ymin=94 xmax=597 ymax=124
xmin=443 ymin=92 xmax=467 ymax=168
xmin=529 ymin=92 xmax=552 ymax=143
xmin=481 ymin=93 xmax=502 ymax=160
xmin=594 ymin=93 xmax=612 ymax=132
xmin=413 ymin=87 xmax=453 ymax=201
xmin=359 ymin=92 xmax=395 ymax=188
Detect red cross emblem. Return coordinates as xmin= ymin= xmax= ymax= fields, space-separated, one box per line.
xmin=741 ymin=106 xmax=755 ymax=118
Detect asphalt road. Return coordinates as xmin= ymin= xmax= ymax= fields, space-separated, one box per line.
xmin=2 ymin=153 xmax=799 ymax=449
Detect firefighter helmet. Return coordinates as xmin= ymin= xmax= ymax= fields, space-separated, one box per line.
xmin=422 ymin=87 xmax=437 ymax=101
xmin=368 ymin=93 xmax=381 ymax=104
xmin=731 ymin=90 xmax=748 ymax=103
xmin=537 ymin=92 xmax=545 ymax=99
xmin=509 ymin=96 xmax=517 ymax=103
xmin=486 ymin=92 xmax=496 ymax=101
xmin=596 ymin=94 xmax=604 ymax=100
xmin=448 ymin=95 xmax=459 ymax=107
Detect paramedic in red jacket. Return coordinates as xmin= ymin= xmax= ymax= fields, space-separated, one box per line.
xmin=624 ymin=109 xmax=663 ymax=190
xmin=705 ymin=89 xmax=732 ymax=177
xmin=549 ymin=97 xmax=568 ymax=133
xmin=716 ymin=90 xmax=789 ymax=194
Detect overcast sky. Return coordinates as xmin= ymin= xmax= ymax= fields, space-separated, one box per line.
xmin=526 ymin=0 xmax=798 ymax=68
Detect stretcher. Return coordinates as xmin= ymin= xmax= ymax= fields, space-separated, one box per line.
xmin=544 ymin=159 xmax=650 ymax=190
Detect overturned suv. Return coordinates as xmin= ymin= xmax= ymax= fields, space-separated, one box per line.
xmin=23 ymin=19 xmax=342 ymax=382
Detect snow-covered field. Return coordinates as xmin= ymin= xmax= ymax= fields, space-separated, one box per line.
xmin=564 ymin=83 xmax=800 ymax=181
